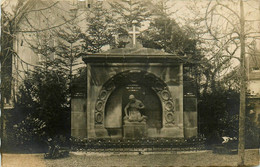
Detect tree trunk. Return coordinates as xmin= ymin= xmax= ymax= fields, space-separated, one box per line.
xmin=238 ymin=0 xmax=246 ymax=166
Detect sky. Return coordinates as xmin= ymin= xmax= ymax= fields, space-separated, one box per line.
xmin=172 ymin=0 xmax=260 ymax=68
xmin=1 ymin=0 xmax=260 ymax=67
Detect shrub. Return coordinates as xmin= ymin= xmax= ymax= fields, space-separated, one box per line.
xmin=198 ymin=88 xmax=239 ymax=145
xmin=13 ymin=114 xmax=47 ymax=150
xmin=15 ymin=66 xmax=70 ymax=143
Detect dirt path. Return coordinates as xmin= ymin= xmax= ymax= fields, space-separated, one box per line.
xmin=1 ymin=149 xmax=259 ymax=167
xmin=45 ymin=149 xmax=260 ymax=167
xmin=1 ymin=154 xmax=46 ymax=167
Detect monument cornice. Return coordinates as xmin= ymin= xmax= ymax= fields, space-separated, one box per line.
xmin=81 ymin=53 xmax=187 ymax=64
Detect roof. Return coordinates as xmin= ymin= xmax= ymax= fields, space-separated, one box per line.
xmin=81 ymin=46 xmax=186 ymax=64
xmin=102 ymin=47 xmax=172 ymax=55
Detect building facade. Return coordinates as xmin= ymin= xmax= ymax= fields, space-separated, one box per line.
xmin=1 ymin=0 xmax=92 ymax=109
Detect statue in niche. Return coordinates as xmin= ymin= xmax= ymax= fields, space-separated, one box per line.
xmin=124 ymin=95 xmax=147 ymax=123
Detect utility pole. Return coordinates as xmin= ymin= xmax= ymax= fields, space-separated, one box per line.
xmin=238 ymin=0 xmax=246 ymax=166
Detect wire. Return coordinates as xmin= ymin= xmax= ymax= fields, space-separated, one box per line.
xmin=16 ymin=10 xmax=86 ymax=33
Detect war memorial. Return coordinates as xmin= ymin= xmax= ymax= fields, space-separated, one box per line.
xmin=71 ymin=26 xmax=198 ymax=143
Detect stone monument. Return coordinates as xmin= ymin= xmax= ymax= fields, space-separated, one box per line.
xmin=124 ymin=94 xmax=147 ymax=123
xmin=71 ymin=21 xmax=198 ymax=139
xmin=123 ymin=94 xmax=147 ymax=138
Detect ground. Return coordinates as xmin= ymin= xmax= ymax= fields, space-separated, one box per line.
xmin=1 ymin=149 xmax=259 ymax=167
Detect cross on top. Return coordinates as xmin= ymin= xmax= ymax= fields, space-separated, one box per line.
xmin=129 ymin=20 xmax=140 ymax=46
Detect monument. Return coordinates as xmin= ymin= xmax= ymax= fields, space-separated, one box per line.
xmin=123 ymin=94 xmax=147 ymax=123
xmin=123 ymin=94 xmax=147 ymax=138
xmin=71 ymin=22 xmax=198 ymax=139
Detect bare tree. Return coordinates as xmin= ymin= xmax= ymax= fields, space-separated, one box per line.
xmin=202 ymin=0 xmax=259 ymax=165
xmin=1 ymin=0 xmax=35 ymax=145
xmin=1 ymin=0 xmax=84 ymax=148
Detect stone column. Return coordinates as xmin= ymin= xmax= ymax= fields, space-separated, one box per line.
xmin=71 ymin=98 xmax=87 ymax=139
xmin=86 ymin=65 xmax=96 ymax=138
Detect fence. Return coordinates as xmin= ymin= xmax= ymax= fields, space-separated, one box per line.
xmin=71 ymin=137 xmax=206 ymax=153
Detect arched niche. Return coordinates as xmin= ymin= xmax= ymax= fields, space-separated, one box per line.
xmin=104 ymin=84 xmax=163 ymax=137
xmin=94 ymin=70 xmax=175 ymax=133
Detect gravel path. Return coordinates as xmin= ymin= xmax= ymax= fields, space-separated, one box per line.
xmin=1 ymin=154 xmax=45 ymax=167
xmin=2 ymin=149 xmax=259 ymax=167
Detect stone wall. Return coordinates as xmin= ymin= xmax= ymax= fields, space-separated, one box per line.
xmin=71 ymin=98 xmax=87 ymax=139
xmin=183 ymin=95 xmax=198 ymax=138
xmin=71 ymin=62 xmax=200 ymax=139
xmin=85 ymin=63 xmax=184 ymax=138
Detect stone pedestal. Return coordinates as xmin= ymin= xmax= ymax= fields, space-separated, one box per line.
xmin=95 ymin=125 xmax=109 ymax=138
xmin=123 ymin=122 xmax=147 ymax=139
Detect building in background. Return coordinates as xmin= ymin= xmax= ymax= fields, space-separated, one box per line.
xmin=1 ymin=0 xmax=100 ymax=109
xmin=246 ymin=50 xmax=260 ymax=127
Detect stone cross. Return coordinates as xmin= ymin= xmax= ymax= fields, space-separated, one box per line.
xmin=112 ymin=34 xmax=118 ymax=44
xmin=129 ymin=20 xmax=140 ymax=46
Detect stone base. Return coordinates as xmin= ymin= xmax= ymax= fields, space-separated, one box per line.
xmin=184 ymin=127 xmax=197 ymax=138
xmin=160 ymin=127 xmax=184 ymax=138
xmin=147 ymin=128 xmax=159 ymax=137
xmin=95 ymin=126 xmax=109 ymax=138
xmin=107 ymin=128 xmax=123 ymax=138
xmin=71 ymin=129 xmax=87 ymax=139
xmin=123 ymin=122 xmax=147 ymax=139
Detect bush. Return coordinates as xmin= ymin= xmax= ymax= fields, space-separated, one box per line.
xmin=245 ymin=110 xmax=260 ymax=148
xmin=13 ymin=114 xmax=47 ymax=151
xmin=15 ymin=66 xmax=70 ymax=141
xmin=198 ymin=88 xmax=239 ymax=145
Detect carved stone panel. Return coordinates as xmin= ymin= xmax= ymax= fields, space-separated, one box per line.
xmin=94 ymin=70 xmax=176 ymax=128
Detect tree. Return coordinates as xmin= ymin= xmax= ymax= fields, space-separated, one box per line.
xmin=139 ymin=0 xmax=205 ymax=99
xmin=21 ymin=7 xmax=87 ymax=141
xmin=54 ymin=24 xmax=85 ymax=98
xmin=1 ymin=0 xmax=85 ymax=149
xmin=16 ymin=65 xmax=70 ymax=138
xmin=21 ymin=1 xmax=87 ymax=103
xmin=1 ymin=0 xmax=78 ymax=105
xmin=198 ymin=87 xmax=239 ymax=144
xmin=1 ymin=0 xmax=30 ymax=107
xmin=140 ymin=0 xmax=197 ymax=53
xmin=177 ymin=4 xmax=259 ymax=164
xmin=83 ymin=1 xmax=114 ymax=53
xmin=203 ymin=0 xmax=260 ymax=165
xmin=25 ymin=21 xmax=85 ymax=95
xmin=1 ymin=0 xmax=36 ymax=150
xmin=109 ymin=0 xmax=151 ymax=47
xmin=179 ymin=1 xmax=236 ymax=95
xmin=141 ymin=17 xmax=198 ymax=55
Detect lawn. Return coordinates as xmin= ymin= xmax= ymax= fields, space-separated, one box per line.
xmin=2 ymin=149 xmax=259 ymax=167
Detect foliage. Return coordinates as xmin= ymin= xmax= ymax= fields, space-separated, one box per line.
xmin=110 ymin=0 xmax=151 ymax=28
xmin=198 ymin=87 xmax=240 ymax=144
xmin=13 ymin=114 xmax=47 ymax=148
xmin=83 ymin=2 xmax=114 ymax=53
xmin=16 ymin=65 xmax=70 ymax=138
xmin=109 ymin=0 xmax=151 ymax=48
xmin=245 ymin=115 xmax=259 ymax=148
xmin=139 ymin=0 xmax=205 ymax=97
xmin=1 ymin=0 xmax=25 ymax=103
xmin=141 ymin=17 xmax=198 ymax=55
xmin=245 ymin=100 xmax=260 ymax=148
xmin=44 ymin=135 xmax=69 ymax=159
xmin=23 ymin=14 xmax=85 ymax=91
